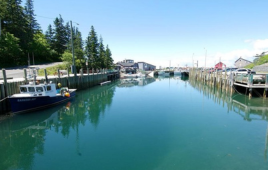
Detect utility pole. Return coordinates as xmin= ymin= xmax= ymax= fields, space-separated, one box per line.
xmin=70 ymin=20 xmax=76 ymax=75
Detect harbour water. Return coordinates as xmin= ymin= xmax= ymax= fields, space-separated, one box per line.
xmin=0 ymin=76 xmax=268 ymax=170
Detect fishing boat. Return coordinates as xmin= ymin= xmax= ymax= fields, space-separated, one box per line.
xmin=8 ymin=82 xmax=76 ymax=114
xmin=8 ymin=80 xmax=76 ymax=114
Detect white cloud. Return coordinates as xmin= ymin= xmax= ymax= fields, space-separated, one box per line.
xmin=252 ymin=39 xmax=268 ymax=50
xmin=203 ymin=39 xmax=268 ymax=68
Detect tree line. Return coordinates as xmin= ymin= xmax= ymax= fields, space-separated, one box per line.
xmin=0 ymin=0 xmax=114 ymax=70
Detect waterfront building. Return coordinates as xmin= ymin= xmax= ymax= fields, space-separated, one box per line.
xmin=116 ymin=59 xmax=156 ymax=72
xmin=234 ymin=57 xmax=252 ymax=68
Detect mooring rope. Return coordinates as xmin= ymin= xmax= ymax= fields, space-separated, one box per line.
xmin=0 ymin=97 xmax=8 ymax=102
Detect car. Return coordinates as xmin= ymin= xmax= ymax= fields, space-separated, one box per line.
xmin=232 ymin=68 xmax=256 ymax=77
xmin=221 ymin=67 xmax=237 ymax=76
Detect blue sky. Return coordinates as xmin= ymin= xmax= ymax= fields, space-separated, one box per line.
xmin=25 ymin=0 xmax=268 ymax=68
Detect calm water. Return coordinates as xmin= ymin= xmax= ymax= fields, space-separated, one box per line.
xmin=1 ymin=76 xmax=268 ymax=170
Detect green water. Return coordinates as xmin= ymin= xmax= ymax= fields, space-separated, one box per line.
xmin=1 ymin=76 xmax=268 ymax=170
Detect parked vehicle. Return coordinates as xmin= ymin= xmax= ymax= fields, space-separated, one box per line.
xmin=232 ymin=68 xmax=256 ymax=77
xmin=221 ymin=67 xmax=237 ymax=76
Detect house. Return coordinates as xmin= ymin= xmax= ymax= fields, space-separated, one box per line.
xmin=116 ymin=59 xmax=138 ymax=73
xmin=215 ymin=62 xmax=226 ymax=70
xmin=234 ymin=57 xmax=252 ymax=68
xmin=137 ymin=62 xmax=156 ymax=71
xmin=116 ymin=59 xmax=156 ymax=73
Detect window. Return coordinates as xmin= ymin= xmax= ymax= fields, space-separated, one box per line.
xmin=28 ymin=87 xmax=35 ymax=92
xmin=46 ymin=86 xmax=52 ymax=91
xmin=20 ymin=87 xmax=27 ymax=92
xmin=36 ymin=87 xmax=43 ymax=92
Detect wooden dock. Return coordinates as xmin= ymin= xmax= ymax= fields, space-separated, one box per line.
xmin=189 ymin=68 xmax=268 ymax=98
xmin=0 ymin=68 xmax=120 ymax=114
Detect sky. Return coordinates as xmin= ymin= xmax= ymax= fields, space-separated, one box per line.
xmin=24 ymin=0 xmax=268 ymax=68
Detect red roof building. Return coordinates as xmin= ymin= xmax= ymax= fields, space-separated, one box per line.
xmin=214 ymin=62 xmax=226 ymax=69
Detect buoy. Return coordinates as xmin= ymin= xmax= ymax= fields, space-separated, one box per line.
xmin=65 ymin=92 xmax=70 ymax=97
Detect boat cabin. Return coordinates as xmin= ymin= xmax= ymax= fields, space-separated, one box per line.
xmin=12 ymin=82 xmax=67 ymax=97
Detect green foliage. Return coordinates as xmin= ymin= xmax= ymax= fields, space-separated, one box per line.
xmin=0 ymin=32 xmax=22 ymax=67
xmin=105 ymin=45 xmax=113 ymax=69
xmin=61 ymin=51 xmax=72 ymax=67
xmin=85 ymin=26 xmax=99 ymax=68
xmin=51 ymin=15 xmax=68 ymax=58
xmin=0 ymin=1 xmax=114 ymax=68
xmin=38 ymin=63 xmax=69 ymax=76
xmin=245 ymin=54 xmax=268 ymax=69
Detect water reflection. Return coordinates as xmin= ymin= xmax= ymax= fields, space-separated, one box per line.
xmin=0 ymin=82 xmax=117 ymax=170
xmin=1 ymin=77 xmax=268 ymax=169
xmin=118 ymin=77 xmax=156 ymax=88
xmin=188 ymin=77 xmax=268 ymax=122
xmin=188 ymin=78 xmax=268 ymax=159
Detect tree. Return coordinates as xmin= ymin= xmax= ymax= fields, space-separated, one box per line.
xmin=0 ymin=32 xmax=22 ymax=67
xmin=24 ymin=0 xmax=40 ymax=35
xmin=45 ymin=24 xmax=54 ymax=46
xmin=85 ymin=26 xmax=99 ymax=68
xmin=52 ymin=15 xmax=68 ymax=58
xmin=4 ymin=0 xmax=28 ymax=54
xmin=99 ymin=36 xmax=106 ymax=68
xmin=31 ymin=32 xmax=52 ymax=62
xmin=105 ymin=45 xmax=113 ymax=69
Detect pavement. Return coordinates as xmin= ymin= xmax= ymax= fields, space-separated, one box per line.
xmin=0 ymin=62 xmax=63 ymax=79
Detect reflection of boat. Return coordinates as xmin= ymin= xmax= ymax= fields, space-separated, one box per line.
xmin=181 ymin=70 xmax=189 ymax=77
xmin=8 ymin=81 xmax=76 ymax=114
xmin=0 ymin=103 xmax=67 ymax=131
xmin=118 ymin=77 xmax=155 ymax=87
xmin=174 ymin=69 xmax=181 ymax=75
xmin=158 ymin=70 xmax=165 ymax=76
xmin=121 ymin=72 xmax=145 ymax=78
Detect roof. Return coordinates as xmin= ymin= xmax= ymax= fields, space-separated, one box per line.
xmin=117 ymin=62 xmax=136 ymax=67
xmin=234 ymin=57 xmax=252 ymax=63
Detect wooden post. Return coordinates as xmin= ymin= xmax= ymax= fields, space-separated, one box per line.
xmin=57 ymin=69 xmax=60 ymax=78
xmin=44 ymin=69 xmax=48 ymax=83
xmin=2 ymin=69 xmax=8 ymax=96
xmin=249 ymin=88 xmax=252 ymax=99
xmin=266 ymin=74 xmax=268 ymax=86
xmin=248 ymin=74 xmax=253 ymax=86
xmin=24 ymin=68 xmax=27 ymax=84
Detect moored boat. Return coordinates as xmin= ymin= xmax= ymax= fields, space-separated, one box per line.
xmin=8 ymin=81 xmax=76 ymax=114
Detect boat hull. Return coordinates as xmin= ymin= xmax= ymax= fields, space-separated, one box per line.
xmin=8 ymin=90 xmax=76 ymax=114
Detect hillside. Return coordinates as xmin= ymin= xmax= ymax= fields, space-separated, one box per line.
xmin=245 ymin=54 xmax=268 ymax=69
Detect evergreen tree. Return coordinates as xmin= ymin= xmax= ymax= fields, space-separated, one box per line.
xmin=73 ymin=27 xmax=84 ymax=62
xmin=52 ymin=15 xmax=68 ymax=58
xmin=24 ymin=0 xmax=40 ymax=35
xmin=85 ymin=26 xmax=99 ymax=68
xmin=65 ymin=21 xmax=71 ymax=50
xmin=45 ymin=24 xmax=54 ymax=45
xmin=99 ymin=36 xmax=106 ymax=68
xmin=105 ymin=45 xmax=113 ymax=69
xmin=2 ymin=0 xmax=28 ymax=64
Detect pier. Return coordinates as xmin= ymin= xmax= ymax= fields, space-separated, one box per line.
xmin=0 ymin=68 xmax=119 ymax=114
xmin=189 ymin=68 xmax=268 ymax=98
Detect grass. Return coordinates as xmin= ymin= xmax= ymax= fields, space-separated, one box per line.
xmin=245 ymin=54 xmax=268 ymax=69
xmin=38 ymin=63 xmax=70 ymax=76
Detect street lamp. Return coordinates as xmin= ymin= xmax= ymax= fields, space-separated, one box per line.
xmin=70 ymin=20 xmax=79 ymax=75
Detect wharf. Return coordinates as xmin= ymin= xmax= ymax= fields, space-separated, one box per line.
xmin=190 ymin=68 xmax=268 ymax=98
xmin=0 ymin=68 xmax=120 ymax=114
